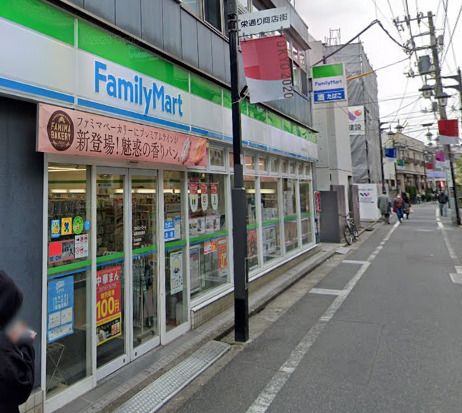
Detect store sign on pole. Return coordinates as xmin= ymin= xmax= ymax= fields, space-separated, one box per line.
xmin=240 ymin=35 xmax=293 ymax=104
xmin=438 ymin=119 xmax=459 ymax=144
xmin=312 ymin=63 xmax=347 ymax=103
xmin=348 ymin=106 xmax=365 ymax=135
xmin=239 ymin=7 xmax=290 ymax=37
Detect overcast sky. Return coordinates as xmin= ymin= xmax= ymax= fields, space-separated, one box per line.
xmin=297 ymin=0 xmax=462 ymax=141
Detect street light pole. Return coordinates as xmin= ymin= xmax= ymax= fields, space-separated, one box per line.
xmin=227 ymin=0 xmax=249 ymax=342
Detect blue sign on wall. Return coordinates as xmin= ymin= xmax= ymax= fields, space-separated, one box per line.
xmin=313 ymin=88 xmax=346 ymax=103
xmin=47 ymin=276 xmax=74 ymax=343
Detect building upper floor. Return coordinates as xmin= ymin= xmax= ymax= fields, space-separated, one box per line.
xmin=384 ymin=132 xmax=426 ymax=175
xmin=54 ymin=0 xmax=312 ymax=127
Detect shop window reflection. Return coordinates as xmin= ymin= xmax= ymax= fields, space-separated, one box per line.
xmin=189 ymin=172 xmax=228 ymax=299
xmin=46 ymin=163 xmax=91 ymax=396
xmin=261 ymin=177 xmax=281 ymax=263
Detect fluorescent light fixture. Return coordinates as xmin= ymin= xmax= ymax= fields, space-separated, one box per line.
xmin=48 ymin=166 xmax=84 ymax=172
xmin=68 ymin=189 xmax=86 ymax=194
xmin=115 ymin=189 xmax=124 ymax=194
xmin=135 ymin=188 xmax=156 ymax=194
xmin=51 ymin=189 xmax=68 ymax=194
xmin=261 ymin=189 xmax=276 ymax=194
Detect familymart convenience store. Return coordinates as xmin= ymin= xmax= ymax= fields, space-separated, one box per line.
xmin=0 ymin=1 xmax=318 ymax=410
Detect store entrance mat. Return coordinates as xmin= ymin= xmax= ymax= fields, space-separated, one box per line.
xmin=114 ymin=340 xmax=230 ymax=413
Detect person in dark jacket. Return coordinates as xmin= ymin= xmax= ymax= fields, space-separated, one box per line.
xmin=0 ymin=270 xmax=35 ymax=413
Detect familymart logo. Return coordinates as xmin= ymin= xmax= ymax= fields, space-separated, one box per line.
xmin=94 ymin=61 xmax=184 ymax=117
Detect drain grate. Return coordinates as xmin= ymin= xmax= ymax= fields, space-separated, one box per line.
xmin=115 ymin=340 xmax=230 ymax=413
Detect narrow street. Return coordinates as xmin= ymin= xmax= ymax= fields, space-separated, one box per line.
xmin=170 ymin=204 xmax=462 ymax=413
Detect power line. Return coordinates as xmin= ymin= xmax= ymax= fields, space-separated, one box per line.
xmin=441 ymin=4 xmax=462 ymax=66
xmin=314 ymin=19 xmax=410 ymax=66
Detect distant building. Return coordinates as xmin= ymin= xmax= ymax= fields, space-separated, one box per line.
xmin=383 ymin=132 xmax=427 ymax=197
xmin=323 ymin=42 xmax=382 ymax=185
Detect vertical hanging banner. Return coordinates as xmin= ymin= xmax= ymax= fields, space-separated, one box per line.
xmin=438 ymin=119 xmax=459 ymax=144
xmin=348 ymin=106 xmax=365 ymax=135
xmin=240 ymin=35 xmax=293 ymax=104
xmin=312 ymin=63 xmax=347 ymax=103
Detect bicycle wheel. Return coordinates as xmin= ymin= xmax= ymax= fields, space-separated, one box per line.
xmin=344 ymin=226 xmax=353 ymax=245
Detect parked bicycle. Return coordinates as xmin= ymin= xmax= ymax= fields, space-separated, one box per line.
xmin=343 ymin=213 xmax=359 ymax=245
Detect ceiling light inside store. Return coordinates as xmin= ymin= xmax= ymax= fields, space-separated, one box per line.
xmin=135 ymin=189 xmax=156 ymax=194
xmin=68 ymin=189 xmax=86 ymax=194
xmin=51 ymin=189 xmax=68 ymax=194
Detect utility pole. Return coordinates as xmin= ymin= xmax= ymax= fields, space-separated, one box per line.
xmin=378 ymin=121 xmax=387 ymax=194
xmin=227 ymin=0 xmax=249 ymax=342
xmin=428 ymin=11 xmax=461 ymax=225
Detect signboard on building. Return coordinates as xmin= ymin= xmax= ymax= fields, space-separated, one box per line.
xmin=239 ymin=7 xmax=290 ymax=37
xmin=241 ymin=35 xmax=293 ymax=104
xmin=357 ymin=183 xmax=380 ymax=221
xmin=38 ymin=104 xmax=208 ymax=167
xmin=312 ymin=64 xmax=347 ymax=104
xmin=348 ymin=106 xmax=365 ymax=135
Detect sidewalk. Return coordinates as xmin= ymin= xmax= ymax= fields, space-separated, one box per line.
xmin=57 ymin=243 xmax=341 ymax=413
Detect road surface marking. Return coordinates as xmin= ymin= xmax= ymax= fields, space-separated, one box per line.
xmin=343 ymin=260 xmax=368 ymax=265
xmin=449 ymin=273 xmax=462 ymax=284
xmin=310 ymin=288 xmax=345 ymax=296
xmin=245 ymin=222 xmax=399 ymax=413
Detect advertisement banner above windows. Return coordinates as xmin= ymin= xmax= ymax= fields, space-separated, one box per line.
xmin=38 ymin=104 xmax=209 ymax=167
xmin=312 ymin=63 xmax=347 ymax=104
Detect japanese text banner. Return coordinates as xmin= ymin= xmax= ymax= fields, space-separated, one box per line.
xmin=38 ymin=104 xmax=208 ymax=167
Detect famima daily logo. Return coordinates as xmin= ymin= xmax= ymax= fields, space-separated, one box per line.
xmin=94 ymin=61 xmax=184 ymax=117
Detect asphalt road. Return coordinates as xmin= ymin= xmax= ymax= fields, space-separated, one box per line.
xmin=172 ymin=204 xmax=462 ymax=413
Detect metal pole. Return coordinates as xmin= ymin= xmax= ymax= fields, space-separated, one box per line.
xmin=378 ymin=121 xmax=386 ymax=193
xmin=227 ymin=0 xmax=249 ymax=342
xmin=428 ymin=11 xmax=460 ymax=225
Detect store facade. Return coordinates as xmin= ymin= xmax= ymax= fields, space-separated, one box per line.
xmin=0 ymin=1 xmax=317 ymax=411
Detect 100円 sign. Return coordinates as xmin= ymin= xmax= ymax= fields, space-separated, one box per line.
xmin=239 ymin=7 xmax=290 ymax=37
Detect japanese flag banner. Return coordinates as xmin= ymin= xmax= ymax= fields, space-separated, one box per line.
xmin=438 ymin=119 xmax=459 ymax=144
xmin=240 ymin=35 xmax=293 ymax=104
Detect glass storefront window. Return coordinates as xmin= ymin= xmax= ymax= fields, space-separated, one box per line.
xmin=300 ymin=180 xmax=313 ymax=245
xmin=189 ymin=173 xmax=228 ymax=299
xmin=270 ymin=158 xmax=279 ymax=174
xmin=131 ymin=175 xmax=158 ymax=346
xmin=210 ymin=147 xmax=225 ymax=168
xmin=47 ymin=164 xmax=91 ymax=396
xmin=245 ymin=176 xmax=259 ymax=271
xmin=244 ymin=154 xmax=256 ymax=172
xmin=283 ymin=178 xmax=299 ymax=253
xmin=164 ymin=171 xmax=188 ymax=331
xmin=96 ymin=172 xmax=126 ymax=368
xmin=289 ymin=161 xmax=296 ymax=175
xmin=258 ymin=157 xmax=268 ymax=173
xmin=261 ymin=177 xmax=281 ymax=263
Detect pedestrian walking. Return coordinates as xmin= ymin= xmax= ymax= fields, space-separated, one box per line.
xmin=0 ymin=271 xmax=35 ymax=413
xmin=438 ymin=191 xmax=449 ymax=217
xmin=401 ymin=192 xmax=411 ymax=220
xmin=377 ymin=191 xmax=391 ymax=224
xmin=393 ymin=194 xmax=404 ymax=223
